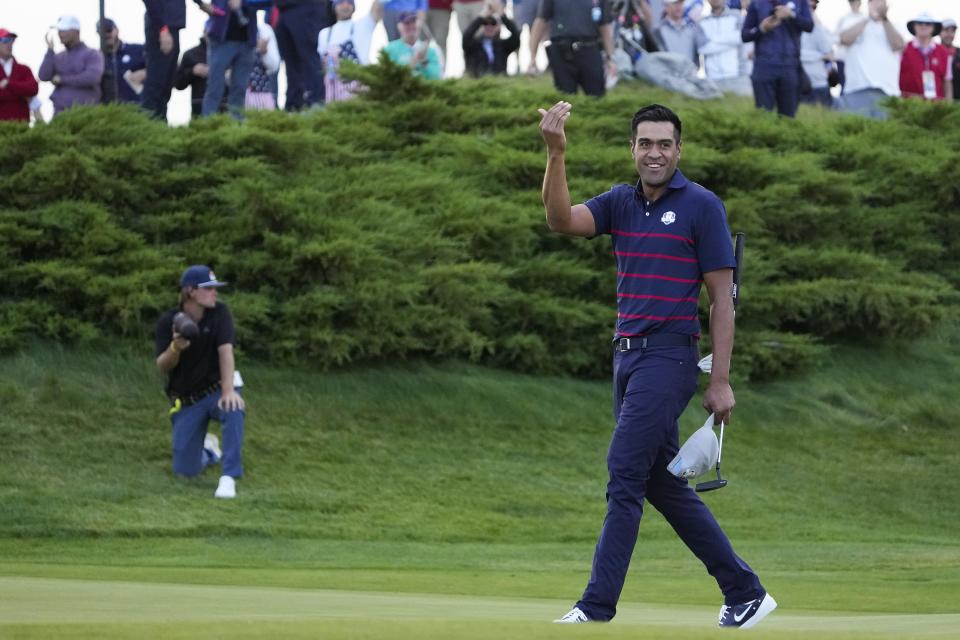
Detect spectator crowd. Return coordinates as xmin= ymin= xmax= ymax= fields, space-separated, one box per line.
xmin=0 ymin=0 xmax=955 ymax=125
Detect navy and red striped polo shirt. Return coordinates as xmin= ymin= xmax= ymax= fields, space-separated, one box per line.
xmin=586 ymin=169 xmax=735 ymax=338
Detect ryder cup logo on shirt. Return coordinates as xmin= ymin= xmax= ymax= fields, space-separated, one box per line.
xmin=661 ymin=211 xmax=677 ymax=226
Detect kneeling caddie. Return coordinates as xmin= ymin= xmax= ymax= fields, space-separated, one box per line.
xmin=155 ymin=265 xmax=245 ymax=499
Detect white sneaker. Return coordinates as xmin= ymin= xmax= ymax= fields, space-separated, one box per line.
xmin=553 ymin=607 xmax=589 ymax=623
xmin=214 ymin=475 xmax=236 ymax=499
xmin=203 ymin=433 xmax=222 ymax=462
xmin=718 ymin=592 xmax=777 ymax=629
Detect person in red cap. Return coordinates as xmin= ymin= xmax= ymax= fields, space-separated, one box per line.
xmin=0 ymin=28 xmax=39 ymax=122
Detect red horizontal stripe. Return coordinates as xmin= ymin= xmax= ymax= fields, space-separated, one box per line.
xmin=618 ymin=293 xmax=699 ymax=303
xmin=615 ymin=251 xmax=697 ymax=263
xmin=612 ymin=229 xmax=694 ymax=244
xmin=619 ymin=330 xmax=702 ymax=338
xmin=618 ymin=312 xmax=698 ymax=321
xmin=618 ymin=271 xmax=701 ymax=283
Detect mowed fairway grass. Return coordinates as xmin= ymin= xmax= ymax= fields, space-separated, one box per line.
xmin=2 ymin=322 xmax=959 ymax=639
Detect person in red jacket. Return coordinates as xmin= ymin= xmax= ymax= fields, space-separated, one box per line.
xmin=900 ymin=12 xmax=954 ymax=101
xmin=0 ymin=28 xmax=39 ymax=122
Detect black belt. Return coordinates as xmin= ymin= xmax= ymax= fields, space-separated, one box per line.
xmin=171 ymin=382 xmax=221 ymax=407
xmin=614 ymin=334 xmax=697 ymax=352
xmin=552 ymin=38 xmax=600 ymax=51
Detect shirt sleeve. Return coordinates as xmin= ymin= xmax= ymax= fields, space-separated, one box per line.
xmin=155 ymin=311 xmax=174 ymax=357
xmin=143 ymin=0 xmax=168 ymax=29
xmin=584 ymin=186 xmax=620 ymax=237
xmin=215 ymin=305 xmax=236 ymax=347
xmin=694 ymin=195 xmax=736 ymax=273
xmin=793 ymin=0 xmax=814 ymax=34
xmin=602 ymin=0 xmax=615 ymax=25
xmin=423 ymin=46 xmax=442 ymax=79
xmin=741 ymin=3 xmax=760 ymax=43
xmin=131 ymin=46 xmax=147 ymax=72
xmin=356 ymin=16 xmax=377 ymax=64
xmin=538 ymin=0 xmax=554 ymax=21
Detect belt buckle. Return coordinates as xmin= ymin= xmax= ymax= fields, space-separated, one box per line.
xmin=621 ymin=337 xmax=630 ymax=351
xmin=572 ymin=41 xmax=581 ymax=52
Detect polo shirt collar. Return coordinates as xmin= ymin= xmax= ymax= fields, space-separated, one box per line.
xmin=634 ymin=168 xmax=689 ymax=200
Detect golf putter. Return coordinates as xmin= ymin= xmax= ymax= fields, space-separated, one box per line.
xmin=695 ymin=420 xmax=727 ymax=492
xmin=695 ymin=233 xmax=743 ymax=492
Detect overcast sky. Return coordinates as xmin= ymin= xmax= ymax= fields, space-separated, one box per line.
xmin=6 ymin=1 xmax=958 ymax=125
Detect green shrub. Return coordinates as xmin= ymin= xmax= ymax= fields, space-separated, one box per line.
xmin=0 ymin=60 xmax=956 ymax=379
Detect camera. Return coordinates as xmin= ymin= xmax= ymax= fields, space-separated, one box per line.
xmin=173 ymin=312 xmax=199 ymax=340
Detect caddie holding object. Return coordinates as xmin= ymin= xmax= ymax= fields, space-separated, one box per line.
xmin=154 ymin=264 xmax=245 ymax=499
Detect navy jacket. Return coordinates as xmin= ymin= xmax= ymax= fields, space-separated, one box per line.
xmin=205 ymin=0 xmax=258 ymax=44
xmin=274 ymin=0 xmax=324 ymax=9
xmin=102 ymin=42 xmax=147 ymax=103
xmin=741 ymin=0 xmax=812 ymax=65
xmin=143 ymin=0 xmax=187 ymax=31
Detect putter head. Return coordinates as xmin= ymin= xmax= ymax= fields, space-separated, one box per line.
xmin=695 ymin=478 xmax=727 ymax=492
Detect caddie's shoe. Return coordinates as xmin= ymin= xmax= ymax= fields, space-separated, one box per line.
xmin=553 ymin=607 xmax=590 ymax=624
xmin=718 ymin=591 xmax=777 ymax=629
xmin=214 ymin=475 xmax=236 ymax=499
xmin=203 ymin=433 xmax=222 ymax=464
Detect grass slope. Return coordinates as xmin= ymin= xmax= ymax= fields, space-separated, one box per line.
xmin=1 ymin=321 xmax=959 ymax=636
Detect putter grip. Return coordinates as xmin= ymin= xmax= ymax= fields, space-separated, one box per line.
xmin=732 ymin=233 xmax=745 ymax=309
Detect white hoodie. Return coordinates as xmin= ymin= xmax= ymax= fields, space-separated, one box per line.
xmin=699 ymin=8 xmax=747 ymax=80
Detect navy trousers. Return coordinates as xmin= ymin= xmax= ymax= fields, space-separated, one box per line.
xmin=170 ymin=389 xmax=244 ymax=479
xmin=545 ymin=42 xmax=605 ymax=97
xmin=275 ymin=2 xmax=327 ymax=110
xmin=142 ymin=15 xmax=180 ymax=120
xmin=752 ymin=62 xmax=801 ymax=117
xmin=576 ymin=344 xmax=763 ymax=621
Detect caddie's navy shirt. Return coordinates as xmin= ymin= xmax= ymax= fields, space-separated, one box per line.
xmin=586 ymin=169 xmax=736 ymax=338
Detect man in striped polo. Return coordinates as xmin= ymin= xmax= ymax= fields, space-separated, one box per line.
xmin=537 ymin=102 xmax=776 ymax=629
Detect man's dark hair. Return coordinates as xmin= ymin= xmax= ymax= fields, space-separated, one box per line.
xmin=630 ymin=104 xmax=682 ymax=143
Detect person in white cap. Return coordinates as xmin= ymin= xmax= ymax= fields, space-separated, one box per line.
xmin=37 ymin=16 xmax=104 ymax=115
xmin=899 ymin=12 xmax=953 ymax=101
xmin=939 ymin=18 xmax=958 ymax=101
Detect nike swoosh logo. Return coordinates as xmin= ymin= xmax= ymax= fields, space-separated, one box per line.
xmin=733 ymin=605 xmax=754 ymax=623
